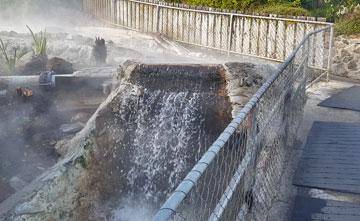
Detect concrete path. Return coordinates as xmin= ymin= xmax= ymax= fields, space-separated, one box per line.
xmin=294 ymin=121 xmax=360 ymax=194
xmin=290 ymin=80 xmax=360 ymax=221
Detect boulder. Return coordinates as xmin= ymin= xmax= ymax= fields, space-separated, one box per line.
xmin=18 ymin=55 xmax=47 ymax=75
xmin=47 ymin=57 xmax=74 ymax=74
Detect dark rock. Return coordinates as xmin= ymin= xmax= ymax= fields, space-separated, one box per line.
xmin=18 ymin=55 xmax=48 ymax=75
xmin=348 ymin=60 xmax=358 ymax=70
xmin=92 ymin=37 xmax=107 ymax=64
xmin=225 ymin=62 xmax=265 ymax=87
xmin=47 ymin=57 xmax=74 ymax=74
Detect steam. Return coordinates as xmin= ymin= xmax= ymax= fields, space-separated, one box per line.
xmin=0 ymin=0 xmax=273 ymax=219
xmin=111 ymin=197 xmax=155 ymax=221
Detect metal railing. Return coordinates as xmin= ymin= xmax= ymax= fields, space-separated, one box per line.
xmin=152 ymin=25 xmax=332 ymax=221
xmin=82 ymin=0 xmax=333 ymax=71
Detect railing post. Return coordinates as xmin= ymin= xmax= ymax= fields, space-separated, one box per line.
xmin=227 ymin=14 xmax=234 ymax=55
xmin=156 ymin=5 xmax=161 ymax=33
xmin=113 ymin=0 xmax=117 ymax=24
xmin=303 ymin=37 xmax=309 ymax=82
xmin=326 ymin=25 xmax=334 ymax=81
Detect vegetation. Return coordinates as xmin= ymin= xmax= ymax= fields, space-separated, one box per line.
xmin=26 ymin=25 xmax=48 ymax=57
xmin=335 ymin=11 xmax=360 ymax=35
xmin=166 ymin=0 xmax=360 ymax=35
xmin=179 ymin=0 xmax=308 ymax=14
xmin=256 ymin=3 xmax=309 ymax=16
xmin=0 ymin=38 xmax=27 ymax=74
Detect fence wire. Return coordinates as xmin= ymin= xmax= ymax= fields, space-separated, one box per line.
xmin=81 ymin=1 xmax=333 ymax=220
xmin=152 ymin=26 xmax=331 ymax=221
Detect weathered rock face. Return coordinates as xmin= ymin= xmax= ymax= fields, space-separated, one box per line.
xmin=17 ymin=56 xmax=74 ymax=75
xmin=224 ymin=62 xmax=274 ymax=117
xmin=0 ymin=62 xmax=273 ymax=221
xmin=83 ymin=64 xmax=235 ymax=218
xmin=332 ymin=35 xmax=360 ymax=80
xmin=47 ymin=57 xmax=74 ymax=74
xmin=18 ymin=55 xmax=48 ymax=75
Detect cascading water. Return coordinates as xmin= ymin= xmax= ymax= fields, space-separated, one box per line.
xmin=128 ymin=90 xmax=206 ymax=200
xmin=83 ymin=65 xmax=234 ymax=221
xmin=108 ymin=89 xmax=210 ymax=221
xmin=89 ymin=78 xmax=231 ymax=220
xmin=0 ymin=64 xmax=234 ymax=221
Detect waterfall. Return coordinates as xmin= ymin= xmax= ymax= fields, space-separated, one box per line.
xmin=127 ymin=90 xmax=206 ymax=200
xmin=104 ymin=88 xmax=215 ymax=221
xmin=90 ymin=71 xmax=231 ymax=221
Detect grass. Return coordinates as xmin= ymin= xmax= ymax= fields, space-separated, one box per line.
xmin=0 ymin=37 xmax=27 ymax=74
xmin=26 ymin=25 xmax=47 ymax=57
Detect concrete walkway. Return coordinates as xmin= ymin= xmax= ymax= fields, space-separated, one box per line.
xmin=290 ymin=80 xmax=360 ymax=220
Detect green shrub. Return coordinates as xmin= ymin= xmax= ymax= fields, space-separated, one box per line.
xmin=26 ymin=25 xmax=48 ymax=57
xmin=183 ymin=0 xmax=263 ymax=10
xmin=309 ymin=7 xmax=336 ymax=22
xmin=0 ymin=38 xmax=28 ymax=74
xmin=256 ymin=3 xmax=309 ymax=16
xmin=335 ymin=12 xmax=360 ymax=35
xmin=181 ymin=0 xmax=306 ymax=11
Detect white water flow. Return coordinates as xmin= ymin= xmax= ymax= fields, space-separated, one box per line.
xmin=129 ymin=90 xmax=205 ymax=199
xmin=107 ymin=88 xmax=216 ymax=221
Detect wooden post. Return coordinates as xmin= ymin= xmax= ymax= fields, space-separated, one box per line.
xmin=327 ymin=25 xmax=334 ymax=81
xmin=227 ymin=14 xmax=234 ymax=54
xmin=156 ymin=5 xmax=160 ymax=33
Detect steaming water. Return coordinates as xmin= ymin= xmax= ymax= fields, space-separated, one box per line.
xmin=0 ymin=2 xmax=263 ymax=220
xmin=128 ymin=91 xmax=203 ymax=200
xmin=100 ymin=88 xmax=216 ymax=221
xmin=0 ymin=0 xmax=262 ymax=67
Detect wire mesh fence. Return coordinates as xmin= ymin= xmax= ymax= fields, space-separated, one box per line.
xmin=152 ymin=26 xmax=332 ymax=221
xmin=80 ymin=1 xmax=333 ymax=220
xmin=82 ymin=0 xmax=333 ymax=71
